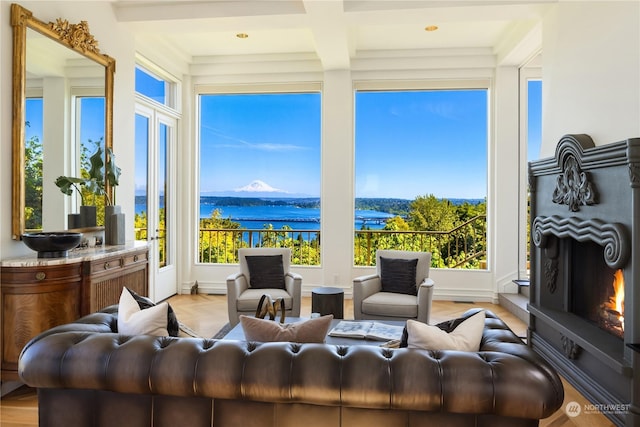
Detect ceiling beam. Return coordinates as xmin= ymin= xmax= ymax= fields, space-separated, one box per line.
xmin=303 ymin=0 xmax=352 ymax=70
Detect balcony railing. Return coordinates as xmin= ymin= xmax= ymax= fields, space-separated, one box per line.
xmin=136 ymin=214 xmax=486 ymax=268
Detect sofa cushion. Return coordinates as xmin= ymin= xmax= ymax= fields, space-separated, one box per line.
xmin=125 ymin=287 xmax=180 ymax=337
xmin=239 ymin=314 xmax=333 ymax=343
xmin=245 ymin=255 xmax=286 ymax=289
xmin=237 ymin=288 xmax=293 ymax=311
xmin=379 ymin=257 xmax=418 ymax=295
xmin=406 ymin=310 xmax=485 ymax=351
xmin=362 ymin=292 xmax=418 ymax=318
xmin=117 ymin=287 xmax=169 ymax=336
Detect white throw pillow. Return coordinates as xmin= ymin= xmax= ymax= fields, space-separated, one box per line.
xmin=407 ymin=310 xmax=485 ymax=351
xmin=117 ymin=287 xmax=169 ymax=336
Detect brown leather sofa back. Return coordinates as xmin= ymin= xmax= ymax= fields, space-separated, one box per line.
xmin=19 ymin=307 xmax=563 ymax=427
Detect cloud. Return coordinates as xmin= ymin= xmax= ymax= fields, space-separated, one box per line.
xmin=201 ymin=124 xmax=308 ymax=152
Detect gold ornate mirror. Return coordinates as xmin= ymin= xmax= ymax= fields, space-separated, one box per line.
xmin=11 ymin=3 xmax=115 ymax=239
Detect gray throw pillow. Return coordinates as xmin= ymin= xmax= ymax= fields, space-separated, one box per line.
xmin=240 ymin=314 xmax=333 ymax=343
xmin=245 ymin=254 xmax=286 ymax=289
xmin=379 ymin=256 xmax=418 ymax=295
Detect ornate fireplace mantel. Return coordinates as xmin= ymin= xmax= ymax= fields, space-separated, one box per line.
xmin=528 ymin=134 xmax=640 ymax=427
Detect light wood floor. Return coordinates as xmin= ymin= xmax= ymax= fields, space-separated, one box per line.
xmin=0 ymin=295 xmax=615 ymax=427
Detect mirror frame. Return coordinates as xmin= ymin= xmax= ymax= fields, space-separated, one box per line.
xmin=11 ymin=3 xmax=116 ymax=239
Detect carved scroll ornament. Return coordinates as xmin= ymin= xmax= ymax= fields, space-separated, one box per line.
xmin=560 ymin=335 xmax=582 ymax=360
xmin=532 ymin=215 xmax=629 ymax=270
xmin=49 ymin=18 xmax=100 ymax=54
xmin=544 ymin=258 xmax=559 ymax=294
xmin=552 ymin=156 xmax=596 ymax=212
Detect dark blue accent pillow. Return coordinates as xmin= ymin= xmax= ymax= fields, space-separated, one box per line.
xmin=379 ymin=256 xmax=418 ymax=296
xmin=246 ymin=255 xmax=286 ymax=289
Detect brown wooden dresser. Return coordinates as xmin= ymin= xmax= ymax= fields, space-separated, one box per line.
xmin=1 ymin=241 xmax=149 ymax=381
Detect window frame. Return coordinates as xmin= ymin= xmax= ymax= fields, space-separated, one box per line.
xmin=353 ymin=80 xmax=491 ymax=269
xmin=518 ymin=66 xmax=542 ymax=279
xmin=194 ymin=83 xmax=323 ymax=265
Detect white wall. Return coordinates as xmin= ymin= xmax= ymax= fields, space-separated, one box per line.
xmin=541 ymin=1 xmax=640 ymax=155
xmin=0 ymin=1 xmax=137 ymax=258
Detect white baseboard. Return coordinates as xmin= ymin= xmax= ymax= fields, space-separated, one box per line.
xmin=182 ymin=281 xmax=498 ymax=303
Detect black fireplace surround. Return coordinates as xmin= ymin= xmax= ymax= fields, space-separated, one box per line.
xmin=528 ymin=134 xmax=640 ymax=427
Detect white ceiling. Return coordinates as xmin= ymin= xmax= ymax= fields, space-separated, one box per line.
xmin=112 ymin=0 xmax=552 ymax=72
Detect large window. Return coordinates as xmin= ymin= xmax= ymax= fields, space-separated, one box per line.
xmin=197 ymin=90 xmax=321 ymax=265
xmin=354 ymin=88 xmax=488 ymax=268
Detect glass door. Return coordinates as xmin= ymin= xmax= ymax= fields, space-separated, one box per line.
xmin=135 ymin=104 xmax=177 ymax=302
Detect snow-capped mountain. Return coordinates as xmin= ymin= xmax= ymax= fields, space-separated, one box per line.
xmin=234 ymin=180 xmax=285 ymax=193
xmin=201 ymin=180 xmax=314 ymax=198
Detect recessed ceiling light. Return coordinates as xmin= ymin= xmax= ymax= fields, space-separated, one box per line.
xmin=236 ymin=33 xmax=249 ymax=39
xmin=424 ymin=25 xmax=438 ymax=32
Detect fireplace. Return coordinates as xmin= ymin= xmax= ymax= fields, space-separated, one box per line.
xmin=528 ymin=134 xmax=640 ymax=427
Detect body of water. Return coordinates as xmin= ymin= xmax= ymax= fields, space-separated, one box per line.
xmin=135 ymin=200 xmax=394 ymax=230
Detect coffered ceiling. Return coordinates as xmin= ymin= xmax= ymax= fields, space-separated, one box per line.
xmin=112 ymin=0 xmax=552 ymax=72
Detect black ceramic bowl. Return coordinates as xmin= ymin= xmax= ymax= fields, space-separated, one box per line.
xmin=21 ymin=232 xmax=83 ymax=258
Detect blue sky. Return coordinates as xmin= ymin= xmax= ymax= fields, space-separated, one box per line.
xmin=199 ymin=93 xmax=322 ymax=196
xmin=355 ymin=90 xmax=488 ymax=199
xmin=29 ymin=77 xmax=542 ymax=203
xmin=26 ymin=97 xmax=105 ymax=159
xmin=198 ymin=89 xmax=490 ymax=200
xmin=528 ymin=80 xmax=542 ymax=161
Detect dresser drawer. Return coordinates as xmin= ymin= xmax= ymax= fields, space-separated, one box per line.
xmin=89 ymin=256 xmax=123 ymax=274
xmin=123 ymin=250 xmax=148 ymax=267
xmin=1 ymin=263 xmax=82 ymax=285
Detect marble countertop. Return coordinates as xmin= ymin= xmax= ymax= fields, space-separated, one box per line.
xmin=1 ymin=240 xmax=150 ymax=267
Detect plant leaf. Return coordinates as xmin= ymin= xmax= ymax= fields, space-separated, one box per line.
xmin=105 ymin=147 xmax=121 ymax=186
xmin=88 ymin=146 xmax=105 ymax=182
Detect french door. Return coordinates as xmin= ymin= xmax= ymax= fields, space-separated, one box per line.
xmin=135 ymin=103 xmax=177 ymax=302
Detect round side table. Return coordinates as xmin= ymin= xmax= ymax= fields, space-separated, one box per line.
xmin=311 ymin=287 xmax=344 ymax=319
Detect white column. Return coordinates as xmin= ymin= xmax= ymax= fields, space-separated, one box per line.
xmin=320 ymin=70 xmax=354 ymax=294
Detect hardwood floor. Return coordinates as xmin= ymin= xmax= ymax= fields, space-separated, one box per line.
xmin=0 ymin=295 xmax=615 ymax=427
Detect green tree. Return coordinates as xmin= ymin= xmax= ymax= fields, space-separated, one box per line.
xmin=24 ymin=131 xmax=43 ymax=230
xmin=408 ymin=194 xmax=458 ymax=231
xmin=199 ymin=209 xmax=243 ymax=263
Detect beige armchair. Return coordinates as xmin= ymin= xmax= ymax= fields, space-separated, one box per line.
xmin=226 ymin=248 xmax=302 ymax=326
xmin=353 ymin=250 xmax=434 ymax=323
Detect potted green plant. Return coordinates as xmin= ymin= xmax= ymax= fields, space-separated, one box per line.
xmin=55 ymin=143 xmax=122 ymax=240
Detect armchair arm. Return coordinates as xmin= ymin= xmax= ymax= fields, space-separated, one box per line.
xmin=226 ymin=272 xmax=249 ymax=326
xmin=284 ymin=271 xmax=302 ymax=317
xmin=352 ymin=274 xmax=382 ymax=319
xmin=416 ymin=278 xmax=435 ymax=324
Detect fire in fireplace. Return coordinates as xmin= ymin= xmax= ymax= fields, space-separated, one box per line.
xmin=600 ymin=270 xmax=624 ymax=338
xmin=569 ymin=240 xmax=625 ymax=340
xmin=599 ymin=269 xmax=624 ymax=339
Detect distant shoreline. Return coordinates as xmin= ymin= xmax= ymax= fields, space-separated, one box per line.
xmin=135 ymin=195 xmax=485 ymax=215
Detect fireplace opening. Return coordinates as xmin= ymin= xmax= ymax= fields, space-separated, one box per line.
xmin=569 ymin=240 xmax=625 ymax=339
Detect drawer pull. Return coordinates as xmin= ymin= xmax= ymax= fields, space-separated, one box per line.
xmin=35 ymin=272 xmax=46 ymax=281
xmin=104 ymin=262 xmax=110 ymax=270
xmin=133 ymin=255 xmax=139 ymax=262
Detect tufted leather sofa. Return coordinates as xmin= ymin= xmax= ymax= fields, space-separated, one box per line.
xmin=19 ymin=307 xmax=563 ymax=427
